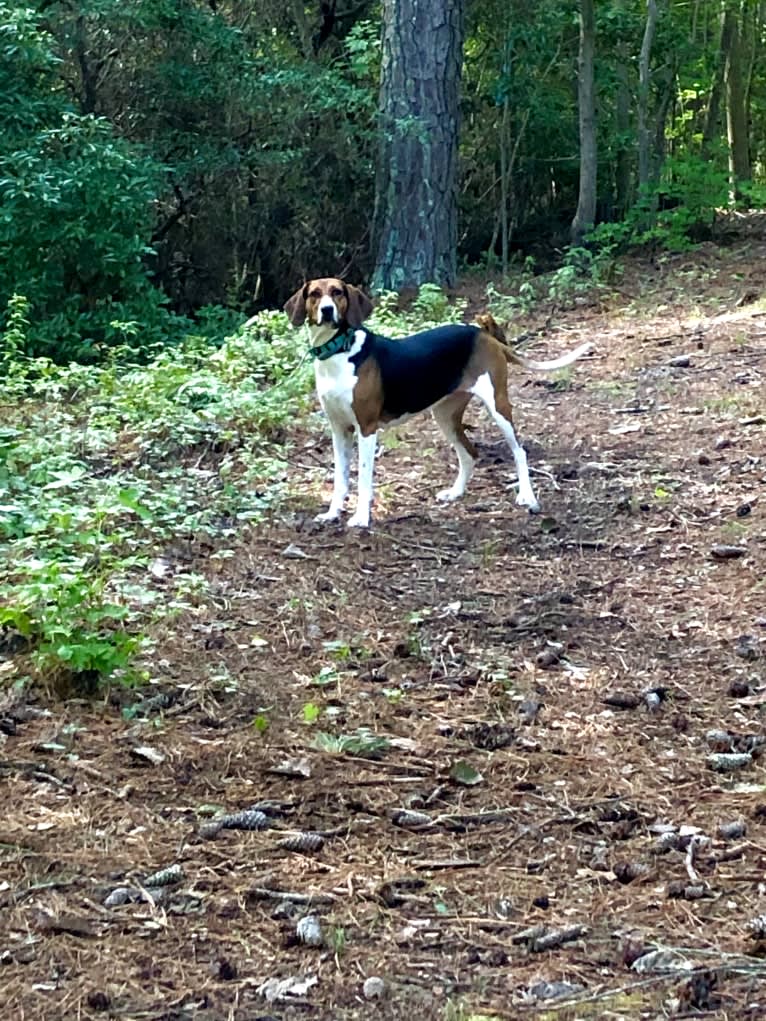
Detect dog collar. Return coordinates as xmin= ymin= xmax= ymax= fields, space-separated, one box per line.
xmin=310 ymin=327 xmax=358 ymax=361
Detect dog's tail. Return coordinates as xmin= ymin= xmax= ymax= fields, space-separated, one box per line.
xmin=476 ymin=313 xmax=592 ymax=371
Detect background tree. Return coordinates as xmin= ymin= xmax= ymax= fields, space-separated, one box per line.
xmin=637 ymin=0 xmax=659 ymax=192
xmin=4 ymin=0 xmax=766 ymax=364
xmin=372 ymin=0 xmax=465 ymax=291
xmin=571 ymin=0 xmax=597 ymax=245
xmin=0 ymin=3 xmax=174 ymax=361
xmin=722 ymin=0 xmax=751 ymax=191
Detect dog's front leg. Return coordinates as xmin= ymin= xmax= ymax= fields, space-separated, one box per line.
xmin=316 ymin=423 xmax=353 ymax=522
xmin=347 ymin=431 xmax=377 ymax=528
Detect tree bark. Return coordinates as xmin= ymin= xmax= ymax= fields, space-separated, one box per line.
xmin=723 ymin=0 xmax=751 ymax=189
xmin=571 ymin=0 xmax=597 ymax=245
xmin=702 ymin=3 xmax=730 ymax=151
xmin=614 ymin=59 xmax=632 ymax=217
xmin=74 ymin=15 xmax=98 ymax=114
xmin=652 ymin=65 xmax=676 ymax=180
xmin=372 ymin=0 xmax=465 ymax=291
xmin=637 ymin=0 xmax=658 ymax=191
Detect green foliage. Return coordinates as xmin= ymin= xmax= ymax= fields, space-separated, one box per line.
xmin=252 ymin=714 xmax=270 ymax=734
xmin=0 ymin=4 xmax=63 ymax=145
xmin=646 ymin=156 xmax=731 ymax=248
xmin=0 ymin=114 xmax=181 ymax=361
xmin=591 ymin=155 xmax=735 ymax=254
xmin=327 ymin=925 xmax=347 ymax=957
xmin=370 ymin=284 xmax=467 ymax=334
xmin=486 ymin=265 xmax=538 ymax=318
xmin=0 ymin=566 xmax=139 ymax=683
xmin=0 ymin=5 xmax=185 ymax=362
xmin=1 ymin=294 xmax=31 ymax=372
xmin=302 ymin=702 xmax=321 ymax=724
xmin=2 ymin=0 xmax=766 ymax=324
xmin=0 ymin=310 xmax=311 ymax=690
xmin=546 ymin=245 xmax=612 ymax=303
xmin=313 ymin=729 xmax=391 ymax=759
xmin=345 ymin=20 xmax=381 ymax=81
xmin=449 ymin=760 xmax=484 ymax=786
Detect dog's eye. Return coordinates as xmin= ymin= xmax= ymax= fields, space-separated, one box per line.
xmin=309 ymin=290 xmax=321 ymax=299
xmin=331 ymin=288 xmax=343 ymax=297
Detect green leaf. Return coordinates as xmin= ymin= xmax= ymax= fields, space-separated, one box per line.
xmin=118 ymin=488 xmax=154 ymax=521
xmin=449 ymin=760 xmax=484 ymax=786
xmin=302 ymin=702 xmax=320 ymax=724
xmin=42 ymin=468 xmax=87 ymax=490
xmin=313 ymin=729 xmax=390 ymax=759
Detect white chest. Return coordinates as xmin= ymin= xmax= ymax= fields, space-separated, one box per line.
xmin=313 ymin=332 xmax=365 ymax=427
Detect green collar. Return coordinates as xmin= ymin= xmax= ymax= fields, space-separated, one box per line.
xmin=310 ymin=327 xmax=358 ymax=361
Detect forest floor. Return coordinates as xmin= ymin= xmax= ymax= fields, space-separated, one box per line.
xmin=2 ymin=218 xmax=766 ymax=1020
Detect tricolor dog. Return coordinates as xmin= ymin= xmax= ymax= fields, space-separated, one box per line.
xmin=284 ymin=277 xmax=590 ymax=528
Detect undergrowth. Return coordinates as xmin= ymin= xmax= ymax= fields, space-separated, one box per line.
xmin=0 ymin=308 xmax=312 ymax=692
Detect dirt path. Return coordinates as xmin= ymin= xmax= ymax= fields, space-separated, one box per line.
xmin=2 ymin=237 xmax=766 ymax=1019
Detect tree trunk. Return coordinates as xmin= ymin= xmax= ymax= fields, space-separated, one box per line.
xmin=637 ymin=0 xmax=658 ymax=191
xmin=499 ymin=94 xmax=510 ymax=274
xmin=571 ymin=0 xmax=597 ymax=245
xmin=702 ymin=4 xmax=730 ymax=151
xmin=723 ymin=1 xmax=751 ymax=189
xmin=743 ymin=1 xmax=762 ymax=116
xmin=652 ymin=65 xmax=676 ymax=180
xmin=614 ymin=59 xmax=632 ymax=217
xmin=74 ymin=15 xmax=98 ymax=115
xmin=372 ymin=0 xmax=465 ymax=292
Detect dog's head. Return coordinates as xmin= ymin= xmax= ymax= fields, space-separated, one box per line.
xmin=283 ymin=278 xmax=373 ymax=329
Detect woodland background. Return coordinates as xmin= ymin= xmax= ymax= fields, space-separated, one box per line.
xmin=2 ymin=0 xmax=766 ymax=363
xmin=2 ymin=6 xmax=766 ymax=1017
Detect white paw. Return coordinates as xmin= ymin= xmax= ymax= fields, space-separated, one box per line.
xmin=437 ymin=487 xmax=463 ymax=503
xmin=314 ymin=508 xmax=342 ymax=523
xmin=516 ymin=492 xmax=541 ymax=514
xmin=346 ymin=512 xmax=370 ymax=529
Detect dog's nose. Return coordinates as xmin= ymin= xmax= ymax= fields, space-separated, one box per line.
xmin=320 ymin=305 xmax=336 ymax=323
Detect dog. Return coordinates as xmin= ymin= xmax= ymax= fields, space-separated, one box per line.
xmin=284 ymin=277 xmax=590 ymax=528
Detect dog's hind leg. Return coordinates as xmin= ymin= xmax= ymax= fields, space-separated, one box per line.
xmin=432 ymin=394 xmax=477 ymax=502
xmin=469 ymin=369 xmax=540 ymax=514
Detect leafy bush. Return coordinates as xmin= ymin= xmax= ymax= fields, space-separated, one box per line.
xmin=1 ymin=294 xmax=30 ymax=371
xmin=0 ymin=113 xmax=184 ymax=362
xmin=591 ymin=155 xmax=736 ymax=254
xmin=370 ymin=284 xmax=468 ymax=333
xmin=0 ymin=5 xmax=184 ymax=362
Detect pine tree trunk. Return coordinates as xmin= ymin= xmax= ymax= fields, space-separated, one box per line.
xmin=571 ymin=0 xmax=597 ymax=245
xmin=637 ymin=0 xmax=658 ymax=190
xmin=724 ymin=1 xmax=751 ymax=189
xmin=372 ymin=0 xmax=465 ymax=292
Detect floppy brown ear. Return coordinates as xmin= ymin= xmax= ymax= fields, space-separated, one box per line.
xmin=284 ymin=284 xmax=308 ymax=326
xmin=345 ymin=285 xmax=373 ymax=327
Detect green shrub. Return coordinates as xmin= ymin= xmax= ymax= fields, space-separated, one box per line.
xmin=591 ymin=155 xmax=735 ymax=254
xmin=0 ymin=6 xmax=184 ymax=363
xmin=370 ymin=284 xmax=467 ymax=334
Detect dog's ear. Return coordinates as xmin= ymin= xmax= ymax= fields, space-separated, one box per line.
xmin=345 ymin=285 xmax=373 ymax=327
xmin=284 ymin=284 xmax=308 ymax=327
